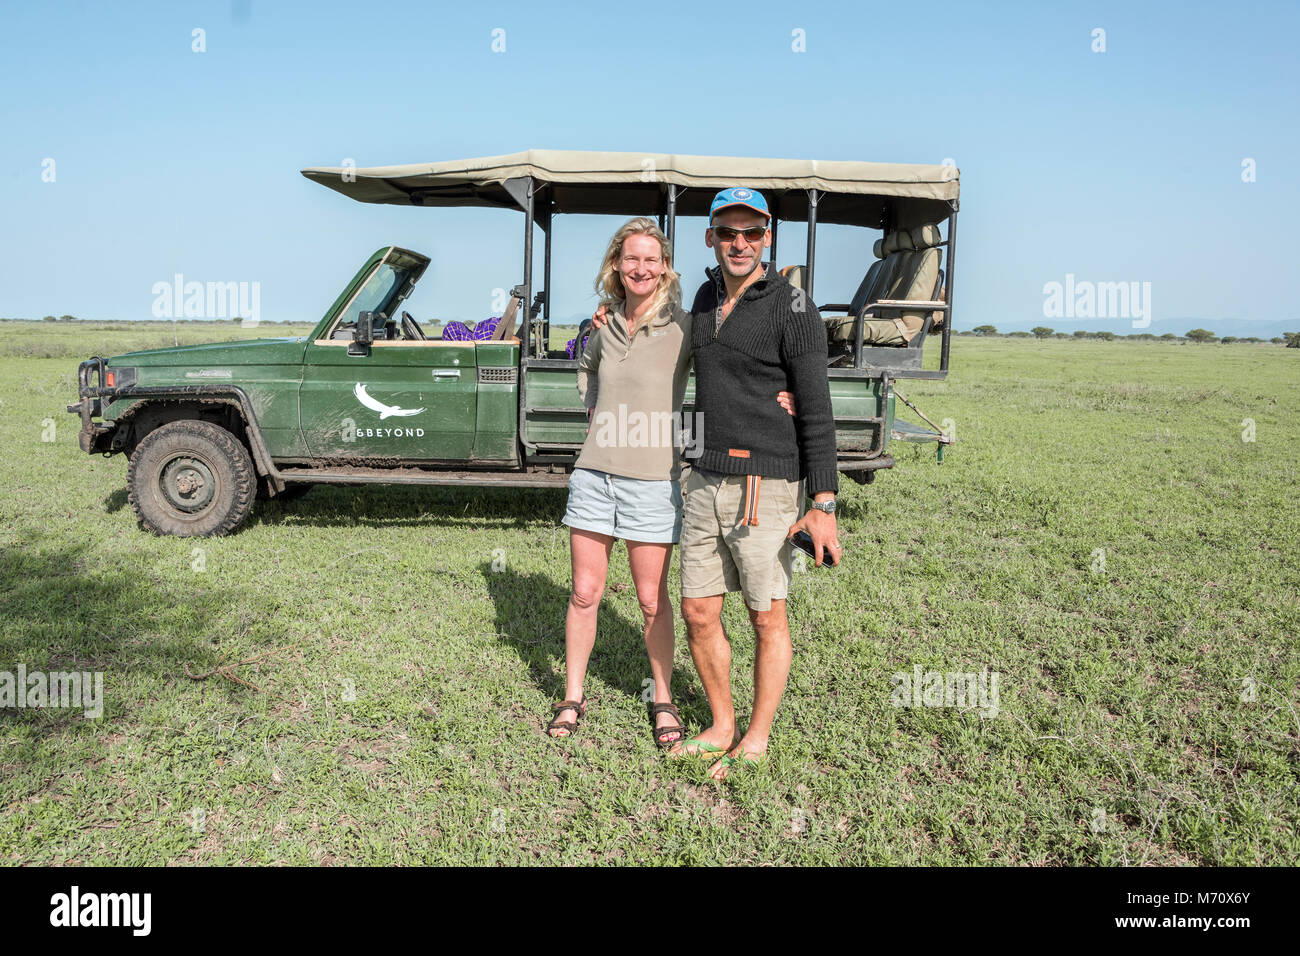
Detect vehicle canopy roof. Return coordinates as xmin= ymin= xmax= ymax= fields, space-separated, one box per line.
xmin=301 ymin=149 xmax=959 ymax=229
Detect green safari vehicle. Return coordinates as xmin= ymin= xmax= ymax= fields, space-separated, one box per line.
xmin=67 ymin=150 xmax=960 ymax=537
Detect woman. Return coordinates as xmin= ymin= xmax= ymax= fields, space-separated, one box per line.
xmin=547 ymin=218 xmax=794 ymax=748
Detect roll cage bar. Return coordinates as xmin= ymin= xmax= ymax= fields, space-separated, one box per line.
xmin=495 ymin=176 xmax=957 ymax=378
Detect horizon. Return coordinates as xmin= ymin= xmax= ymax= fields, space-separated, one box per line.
xmin=6 ymin=314 xmax=1294 ymax=343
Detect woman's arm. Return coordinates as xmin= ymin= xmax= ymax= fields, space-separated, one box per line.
xmin=576 ymin=328 xmax=602 ymax=411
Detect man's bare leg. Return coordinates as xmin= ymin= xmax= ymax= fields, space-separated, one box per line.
xmin=673 ymin=594 xmax=738 ymax=754
xmin=710 ymin=598 xmax=790 ymax=779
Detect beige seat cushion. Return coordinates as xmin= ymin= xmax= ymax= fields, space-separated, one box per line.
xmin=780 ymin=264 xmax=808 ymax=291
xmin=827 ymin=223 xmax=944 ymax=346
xmin=910 ymin=223 xmax=942 ymax=249
xmin=827 ymin=230 xmax=910 ymax=343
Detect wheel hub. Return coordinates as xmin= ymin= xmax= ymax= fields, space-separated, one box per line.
xmin=160 ymin=456 xmax=217 ymax=513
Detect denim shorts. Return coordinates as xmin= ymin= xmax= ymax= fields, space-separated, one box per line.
xmin=562 ymin=468 xmax=683 ymax=544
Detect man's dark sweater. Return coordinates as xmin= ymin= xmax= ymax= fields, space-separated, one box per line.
xmin=689 ymin=264 xmax=840 ymax=496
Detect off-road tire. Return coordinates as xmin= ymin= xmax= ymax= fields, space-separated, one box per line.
xmin=127 ymin=420 xmax=256 ymax=537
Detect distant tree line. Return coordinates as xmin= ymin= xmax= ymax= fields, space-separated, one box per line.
xmin=18 ymin=316 xmax=278 ymax=325
xmin=963 ymin=325 xmax=1296 ymax=345
xmin=13 ymin=314 xmax=1297 ymax=346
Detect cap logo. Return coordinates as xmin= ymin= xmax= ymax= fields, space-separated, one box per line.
xmin=732 ymin=188 xmax=752 ymax=200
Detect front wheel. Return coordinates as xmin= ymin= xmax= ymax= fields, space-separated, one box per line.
xmin=127 ymin=421 xmax=256 ymax=537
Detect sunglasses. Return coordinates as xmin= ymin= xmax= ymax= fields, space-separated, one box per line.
xmin=712 ymin=225 xmax=768 ymax=243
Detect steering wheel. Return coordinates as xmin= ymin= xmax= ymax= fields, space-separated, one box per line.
xmin=401 ymin=310 xmax=427 ymax=341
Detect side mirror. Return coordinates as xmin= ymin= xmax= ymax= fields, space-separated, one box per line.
xmin=349 ymin=310 xmax=375 ymax=355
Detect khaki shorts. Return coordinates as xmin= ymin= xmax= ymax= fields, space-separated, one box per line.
xmin=679 ymin=468 xmax=805 ymax=612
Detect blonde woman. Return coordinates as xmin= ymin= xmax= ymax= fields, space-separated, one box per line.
xmin=547 ymin=218 xmax=795 ymax=748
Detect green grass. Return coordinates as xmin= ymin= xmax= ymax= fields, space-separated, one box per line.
xmin=0 ymin=318 xmax=318 ymax=360
xmin=1 ymin=324 xmax=1296 ymax=865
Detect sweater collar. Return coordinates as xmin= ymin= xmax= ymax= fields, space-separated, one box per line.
xmin=613 ymin=301 xmax=678 ymax=334
xmin=705 ymin=262 xmax=784 ymax=302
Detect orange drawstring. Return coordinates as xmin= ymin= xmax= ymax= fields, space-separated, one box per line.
xmin=738 ymin=474 xmax=762 ymax=527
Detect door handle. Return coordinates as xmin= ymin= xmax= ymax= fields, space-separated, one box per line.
xmin=432 ymin=370 xmax=461 ymax=379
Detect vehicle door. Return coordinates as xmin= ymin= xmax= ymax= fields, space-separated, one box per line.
xmin=299 ymin=247 xmax=477 ymax=461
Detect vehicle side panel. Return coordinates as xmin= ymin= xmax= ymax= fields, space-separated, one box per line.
xmin=521 ymin=360 xmax=588 ymax=452
xmin=299 ymin=341 xmax=477 ymax=460
xmin=473 ymin=341 xmax=521 ymax=461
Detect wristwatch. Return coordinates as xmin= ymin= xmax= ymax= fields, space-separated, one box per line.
xmin=808 ymin=498 xmax=836 ymax=515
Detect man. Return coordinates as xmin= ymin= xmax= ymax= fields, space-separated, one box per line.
xmin=673 ymin=187 xmax=842 ymax=778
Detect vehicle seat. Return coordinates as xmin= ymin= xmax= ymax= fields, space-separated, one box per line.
xmin=848 ymin=237 xmax=892 ymax=316
xmin=875 ymin=223 xmax=943 ymax=344
xmin=824 ymin=231 xmax=912 ymax=344
xmin=826 ymin=225 xmax=944 ymax=348
xmin=779 ymin=264 xmax=809 ymax=291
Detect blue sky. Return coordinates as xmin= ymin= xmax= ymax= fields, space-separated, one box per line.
xmin=2 ymin=0 xmax=1297 ymax=335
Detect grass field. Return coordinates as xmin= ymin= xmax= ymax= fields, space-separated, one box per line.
xmin=1 ymin=321 xmax=1297 ymax=865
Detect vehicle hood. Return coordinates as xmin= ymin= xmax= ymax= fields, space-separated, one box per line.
xmin=111 ymin=337 xmax=309 ymax=367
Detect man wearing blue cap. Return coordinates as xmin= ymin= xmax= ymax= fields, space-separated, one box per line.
xmin=671 ymin=187 xmax=842 ymax=778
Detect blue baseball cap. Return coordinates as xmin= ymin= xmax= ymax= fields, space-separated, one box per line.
xmin=710 ymin=187 xmax=770 ymax=222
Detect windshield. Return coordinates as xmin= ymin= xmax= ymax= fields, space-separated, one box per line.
xmin=337 ymin=263 xmax=410 ymax=330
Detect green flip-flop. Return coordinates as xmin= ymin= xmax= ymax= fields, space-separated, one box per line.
xmin=711 ymin=749 xmax=766 ymax=777
xmin=669 ymin=734 xmax=735 ymax=759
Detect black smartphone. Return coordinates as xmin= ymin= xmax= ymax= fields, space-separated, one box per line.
xmin=790 ymin=530 xmax=838 ymax=567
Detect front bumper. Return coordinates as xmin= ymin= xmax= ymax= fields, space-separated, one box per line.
xmin=66 ymin=357 xmax=118 ymax=454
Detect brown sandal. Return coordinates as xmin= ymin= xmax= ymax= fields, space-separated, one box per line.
xmin=649 ymin=702 xmax=686 ymax=750
xmin=547 ymin=695 xmax=587 ymax=738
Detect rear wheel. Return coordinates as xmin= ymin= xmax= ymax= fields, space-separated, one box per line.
xmin=127 ymin=421 xmax=256 ymax=537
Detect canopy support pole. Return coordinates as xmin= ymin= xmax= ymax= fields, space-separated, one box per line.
xmin=769 ymin=205 xmax=778 ymax=270
xmin=666 ymin=185 xmax=680 ymax=254
xmin=540 ymin=199 xmax=552 ymax=347
xmin=523 ymin=184 xmax=535 ymax=358
xmin=805 ymin=189 xmax=820 ymax=301
xmin=501 ymin=176 xmax=539 ymax=459
xmin=941 ymin=201 xmax=958 ymax=374
xmin=500 ymin=177 xmax=537 ymax=360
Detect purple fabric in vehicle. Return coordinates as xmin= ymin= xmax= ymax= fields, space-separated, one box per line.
xmin=565 ymin=331 xmax=592 ymax=359
xmin=441 ymin=320 xmax=474 ymax=341
xmin=473 ymin=316 xmax=502 ymax=340
xmin=442 ymin=316 xmax=503 ymax=341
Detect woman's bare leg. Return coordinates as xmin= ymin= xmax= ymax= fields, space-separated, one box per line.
xmin=626 ymin=540 xmax=679 ymax=743
xmin=552 ymin=528 xmax=615 ymax=736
